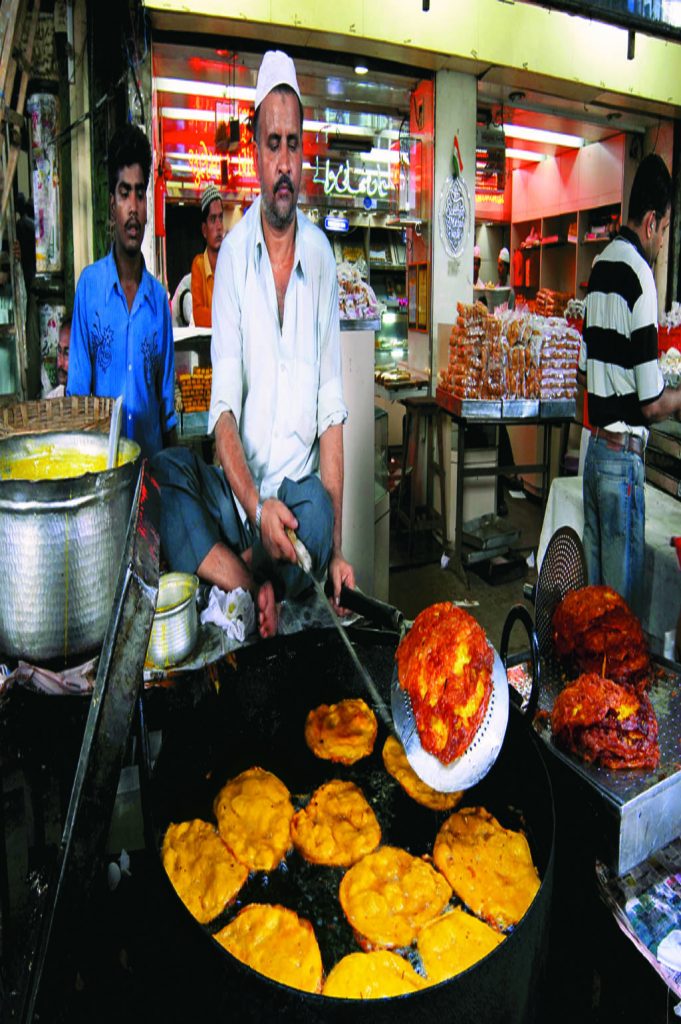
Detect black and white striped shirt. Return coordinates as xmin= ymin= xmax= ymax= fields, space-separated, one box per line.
xmin=579 ymin=226 xmax=664 ymax=438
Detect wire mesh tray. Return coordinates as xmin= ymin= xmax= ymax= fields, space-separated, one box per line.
xmin=533 ymin=655 xmax=681 ymax=874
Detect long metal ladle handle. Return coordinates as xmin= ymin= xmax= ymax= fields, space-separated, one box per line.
xmin=286 ymin=529 xmax=393 ymax=731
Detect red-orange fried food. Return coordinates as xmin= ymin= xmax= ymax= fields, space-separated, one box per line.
xmin=551 ymin=672 xmax=659 ymax=770
xmin=305 ymin=698 xmax=377 ymax=765
xmin=552 ymin=586 xmax=650 ymax=691
xmin=395 ymin=603 xmax=494 ymax=764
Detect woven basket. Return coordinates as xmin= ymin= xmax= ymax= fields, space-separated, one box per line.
xmin=0 ymin=396 xmax=115 ymax=438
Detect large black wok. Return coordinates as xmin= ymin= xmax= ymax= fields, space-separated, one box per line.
xmin=141 ymin=613 xmax=554 ymax=1023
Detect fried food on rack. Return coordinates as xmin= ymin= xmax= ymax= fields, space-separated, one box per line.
xmin=304 ymin=697 xmax=378 ymax=765
xmin=339 ymin=845 xmax=452 ymax=950
xmin=395 ymin=603 xmax=494 ymax=764
xmin=213 ymin=767 xmax=294 ymax=871
xmin=382 ymin=736 xmax=464 ymax=811
xmin=161 ymin=819 xmax=248 ymax=924
xmin=552 ymin=585 xmax=650 ymax=690
xmin=323 ymin=950 xmax=426 ymax=999
xmin=418 ymin=907 xmax=505 ymax=983
xmin=291 ymin=779 xmax=381 ymax=867
xmin=551 ymin=672 xmax=659 ymax=770
xmin=213 ymin=903 xmax=323 ymax=993
xmin=433 ymin=807 xmax=540 ymax=931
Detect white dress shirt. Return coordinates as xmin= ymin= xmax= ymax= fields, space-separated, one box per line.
xmin=209 ymin=197 xmax=347 ymax=517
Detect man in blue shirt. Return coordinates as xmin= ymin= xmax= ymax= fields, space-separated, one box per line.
xmin=67 ymin=124 xmax=177 ymax=459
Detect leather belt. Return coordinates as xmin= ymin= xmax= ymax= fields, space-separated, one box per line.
xmin=591 ymin=426 xmax=644 ymax=457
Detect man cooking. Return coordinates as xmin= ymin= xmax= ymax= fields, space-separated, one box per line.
xmin=67 ymin=123 xmax=177 ymax=459
xmin=497 ymin=246 xmax=515 ymax=310
xmin=152 ymin=49 xmax=355 ymax=639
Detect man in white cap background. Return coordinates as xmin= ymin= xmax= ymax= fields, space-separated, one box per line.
xmin=497 ymin=246 xmax=515 ymax=310
xmin=191 ymin=182 xmax=224 ymax=327
xmin=152 ymin=49 xmax=355 ymax=639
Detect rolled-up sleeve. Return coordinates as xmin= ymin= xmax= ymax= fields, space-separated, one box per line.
xmin=209 ymin=243 xmax=244 ymax=434
xmin=317 ymin=251 xmax=348 ymax=436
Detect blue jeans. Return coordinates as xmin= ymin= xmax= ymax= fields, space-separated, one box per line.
xmin=582 ymin=435 xmax=645 ymax=617
xmin=150 ymin=446 xmax=333 ymax=600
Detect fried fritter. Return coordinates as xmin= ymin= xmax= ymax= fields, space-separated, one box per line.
xmin=339 ymin=845 xmax=452 ymax=950
xmin=418 ymin=907 xmax=504 ymax=983
xmin=552 ymin=585 xmax=650 ymax=690
xmin=291 ymin=779 xmax=381 ymax=867
xmin=551 ymin=672 xmax=659 ymax=770
xmin=305 ymin=698 xmax=377 ymax=764
xmin=161 ymin=819 xmax=248 ymax=924
xmin=213 ymin=904 xmax=323 ymax=993
xmin=433 ymin=807 xmax=539 ymax=931
xmin=213 ymin=767 xmax=294 ymax=871
xmin=382 ymin=736 xmax=464 ymax=811
xmin=395 ymin=603 xmax=494 ymax=764
xmin=323 ymin=951 xmax=426 ymax=999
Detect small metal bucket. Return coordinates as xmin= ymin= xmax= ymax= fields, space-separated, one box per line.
xmin=146 ymin=573 xmax=199 ymax=668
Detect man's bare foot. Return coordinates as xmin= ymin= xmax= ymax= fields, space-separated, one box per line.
xmin=256 ymin=581 xmax=278 ymax=639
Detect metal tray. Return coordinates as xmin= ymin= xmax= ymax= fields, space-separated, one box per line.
xmin=539 ymin=398 xmax=576 ymax=419
xmin=533 ymin=655 xmax=681 ymax=875
xmin=462 ymin=512 xmax=521 ymax=551
xmin=502 ymin=399 xmax=539 ymax=419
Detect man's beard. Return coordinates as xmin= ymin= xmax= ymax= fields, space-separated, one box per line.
xmin=261 ymin=174 xmax=297 ymax=230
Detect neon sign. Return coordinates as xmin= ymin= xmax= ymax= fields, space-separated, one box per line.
xmin=187 ymin=141 xmax=257 ymax=188
xmin=312 ymin=156 xmax=390 ymax=200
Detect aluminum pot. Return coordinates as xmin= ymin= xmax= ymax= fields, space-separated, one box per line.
xmin=0 ymin=431 xmax=140 ymax=662
xmin=146 ymin=573 xmax=199 ymax=669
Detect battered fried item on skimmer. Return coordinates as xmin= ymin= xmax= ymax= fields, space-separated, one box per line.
xmin=161 ymin=819 xmax=248 ymax=925
xmin=382 ymin=736 xmax=464 ymax=811
xmin=552 ymin=585 xmax=650 ymax=690
xmin=551 ymin=672 xmax=659 ymax=770
xmin=305 ymin=698 xmax=377 ymax=765
xmin=213 ymin=767 xmax=294 ymax=871
xmin=339 ymin=845 xmax=452 ymax=949
xmin=213 ymin=903 xmax=323 ymax=994
xmin=323 ymin=951 xmax=426 ymax=999
xmin=291 ymin=779 xmax=381 ymax=867
xmin=433 ymin=807 xmax=540 ymax=931
xmin=418 ymin=907 xmax=505 ymax=983
xmin=395 ymin=603 xmax=494 ymax=764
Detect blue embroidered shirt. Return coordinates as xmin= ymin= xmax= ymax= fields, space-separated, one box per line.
xmin=67 ymin=248 xmax=177 ymax=459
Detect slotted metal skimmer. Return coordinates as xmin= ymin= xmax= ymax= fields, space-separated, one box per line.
xmin=535 ymin=526 xmax=588 ymax=660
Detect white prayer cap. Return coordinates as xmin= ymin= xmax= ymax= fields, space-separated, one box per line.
xmin=498 ymin=246 xmax=510 ymax=263
xmin=473 ymin=245 xmax=481 ymax=259
xmin=255 ymin=50 xmax=301 ymax=110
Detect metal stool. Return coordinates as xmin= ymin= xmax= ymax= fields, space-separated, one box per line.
xmin=396 ymin=397 xmax=448 ymax=553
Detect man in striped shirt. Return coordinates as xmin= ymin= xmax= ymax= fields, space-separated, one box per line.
xmin=579 ymin=153 xmax=681 ymax=615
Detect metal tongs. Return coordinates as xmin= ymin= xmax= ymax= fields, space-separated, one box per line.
xmin=286 ymin=529 xmax=510 ymax=792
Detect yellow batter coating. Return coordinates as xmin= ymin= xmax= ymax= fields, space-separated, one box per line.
xmin=382 ymin=736 xmax=464 ymax=812
xmin=433 ymin=807 xmax=540 ymax=931
xmin=213 ymin=767 xmax=294 ymax=872
xmin=304 ymin=698 xmax=377 ymax=765
xmin=323 ymin=950 xmax=426 ymax=999
xmin=418 ymin=907 xmax=505 ymax=983
xmin=213 ymin=903 xmax=323 ymax=994
xmin=291 ymin=779 xmax=381 ymax=867
xmin=161 ymin=819 xmax=248 ymax=924
xmin=339 ymin=845 xmax=452 ymax=949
